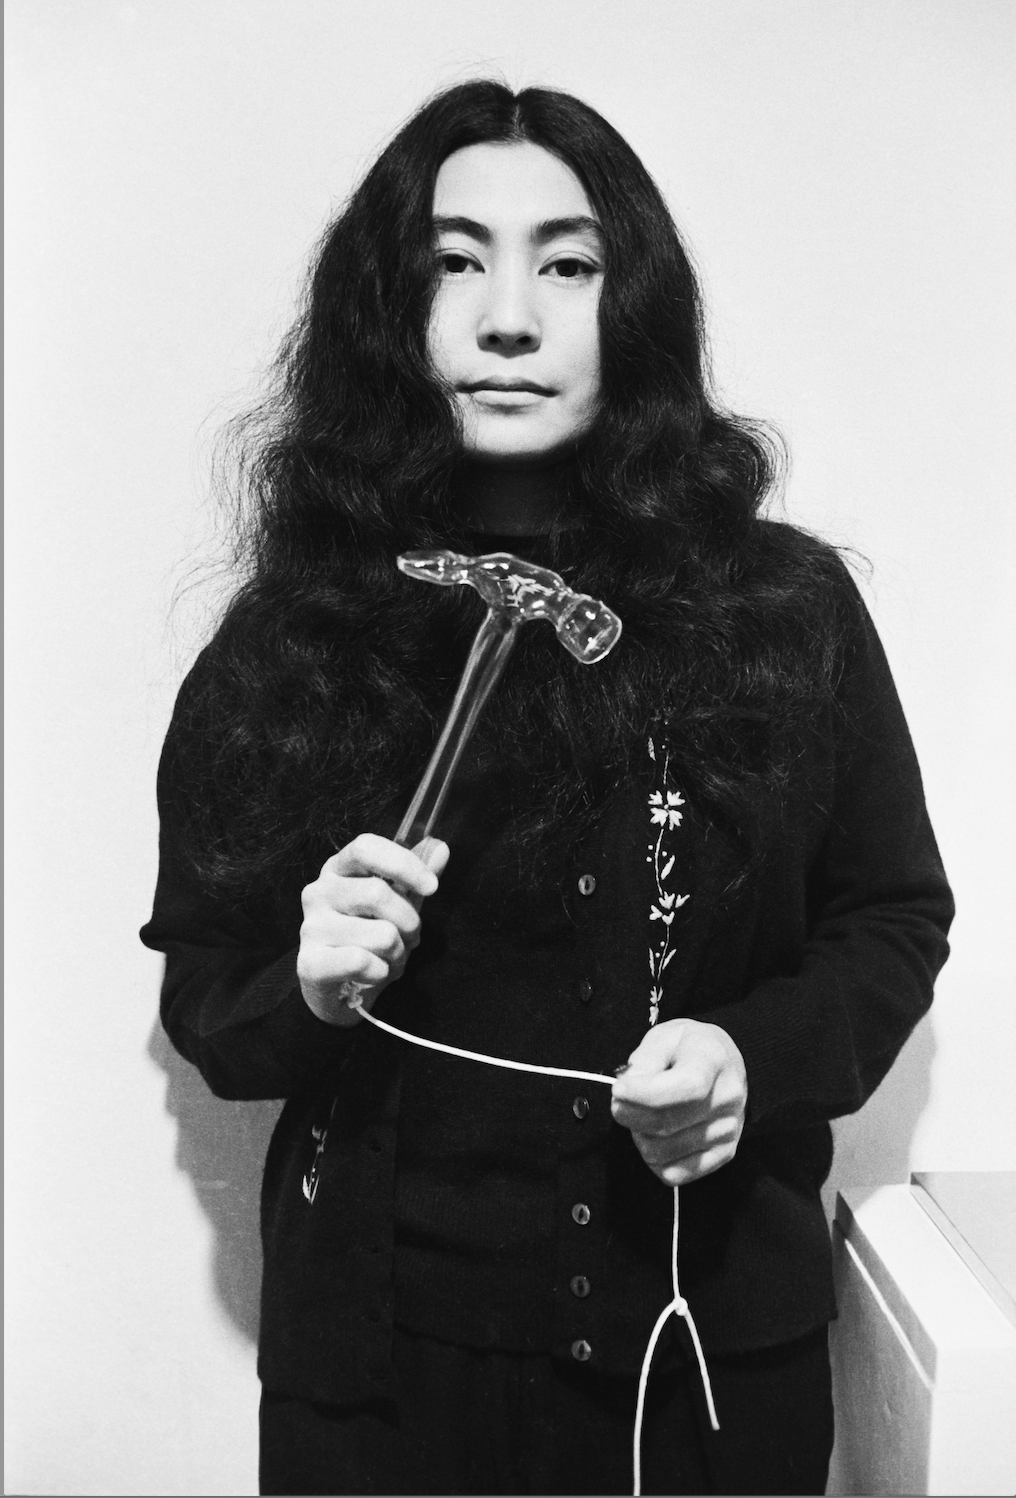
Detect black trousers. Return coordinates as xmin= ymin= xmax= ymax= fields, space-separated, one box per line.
xmin=260 ymin=1322 xmax=832 ymax=1496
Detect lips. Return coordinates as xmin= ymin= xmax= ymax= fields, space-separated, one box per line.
xmin=460 ymin=379 xmax=555 ymax=396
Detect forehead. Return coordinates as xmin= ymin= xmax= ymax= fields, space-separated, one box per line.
xmin=432 ymin=142 xmax=596 ymax=227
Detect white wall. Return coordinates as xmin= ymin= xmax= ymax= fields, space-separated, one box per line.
xmin=6 ymin=2 xmax=1013 ymax=1492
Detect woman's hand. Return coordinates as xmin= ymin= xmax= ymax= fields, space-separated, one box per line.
xmin=610 ymin=1018 xmax=748 ymax=1187
xmin=297 ymin=833 xmax=450 ymax=1026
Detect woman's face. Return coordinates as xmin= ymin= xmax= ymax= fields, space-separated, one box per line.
xmin=427 ymin=141 xmax=604 ymax=467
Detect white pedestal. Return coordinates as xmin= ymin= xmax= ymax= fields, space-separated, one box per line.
xmin=827 ymin=1182 xmax=1016 ymax=1496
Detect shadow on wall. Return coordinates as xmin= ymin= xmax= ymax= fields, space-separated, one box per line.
xmin=822 ymin=1012 xmax=937 ymax=1222
xmin=149 ymin=1019 xmax=283 ymax=1344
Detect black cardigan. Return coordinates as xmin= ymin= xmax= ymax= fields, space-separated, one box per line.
xmin=141 ymin=566 xmax=953 ymax=1407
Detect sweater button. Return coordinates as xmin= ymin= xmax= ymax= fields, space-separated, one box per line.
xmin=570 ymin=1275 xmax=591 ymax=1299
xmin=572 ymin=1096 xmax=590 ymax=1119
xmin=571 ymin=1339 xmax=592 ymax=1362
xmin=577 ymin=874 xmax=596 ymax=896
xmin=578 ymin=979 xmax=593 ymax=1004
xmin=571 ymin=1203 xmax=591 ymax=1225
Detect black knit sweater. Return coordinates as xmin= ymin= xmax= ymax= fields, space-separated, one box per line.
xmin=141 ymin=561 xmax=953 ymax=1406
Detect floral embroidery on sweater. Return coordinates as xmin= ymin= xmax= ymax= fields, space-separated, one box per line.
xmin=647 ymin=736 xmax=691 ymax=1026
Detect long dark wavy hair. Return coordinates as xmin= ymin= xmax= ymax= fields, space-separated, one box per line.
xmin=174 ymin=80 xmax=847 ymax=905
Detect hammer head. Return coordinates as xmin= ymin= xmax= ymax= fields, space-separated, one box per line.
xmin=397 ymin=549 xmax=622 ymax=664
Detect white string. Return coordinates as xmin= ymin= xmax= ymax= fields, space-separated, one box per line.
xmin=351 ymin=1001 xmax=614 ymax=1086
xmin=631 ymin=1186 xmax=720 ymax=1496
xmin=347 ymin=996 xmax=719 ymax=1495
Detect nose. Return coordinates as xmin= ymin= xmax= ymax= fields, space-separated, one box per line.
xmin=476 ymin=267 xmax=541 ymax=354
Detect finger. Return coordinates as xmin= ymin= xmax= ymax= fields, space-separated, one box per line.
xmin=611 ymin=1059 xmax=717 ymax=1116
xmin=612 ymin=1046 xmax=717 ymax=1114
xmin=307 ymin=913 xmax=406 ymax=965
xmin=631 ymin=1116 xmax=739 ymax=1166
xmin=610 ymin=1093 xmax=711 ymax=1135
xmin=298 ymin=942 xmax=390 ymax=991
xmin=413 ymin=836 xmax=451 ymax=876
xmin=403 ymin=837 xmax=451 ymax=914
xmin=324 ymin=874 xmax=422 ymax=939
xmin=338 ymin=916 xmax=405 ymax=964
xmin=328 ymin=834 xmax=445 ymax=900
xmin=612 ymin=1105 xmax=710 ymax=1139
xmin=646 ymin=1142 xmax=736 ymax=1188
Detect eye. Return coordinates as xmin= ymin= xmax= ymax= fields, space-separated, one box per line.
xmin=436 ymin=251 xmax=482 ymax=276
xmin=543 ymin=256 xmax=600 ymax=281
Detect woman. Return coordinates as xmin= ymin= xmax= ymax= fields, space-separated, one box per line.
xmin=142 ymin=81 xmax=953 ymax=1496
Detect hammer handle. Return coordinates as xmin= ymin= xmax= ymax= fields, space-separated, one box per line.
xmin=395 ymin=607 xmax=518 ymax=847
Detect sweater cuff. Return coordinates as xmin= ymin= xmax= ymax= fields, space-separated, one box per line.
xmin=695 ymin=977 xmax=838 ymax=1133
xmin=255 ymin=976 xmax=362 ymax=1076
xmin=195 ymin=946 xmax=361 ymax=1078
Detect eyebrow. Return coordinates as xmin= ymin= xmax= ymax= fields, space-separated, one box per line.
xmin=432 ymin=214 xmax=605 ymax=248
